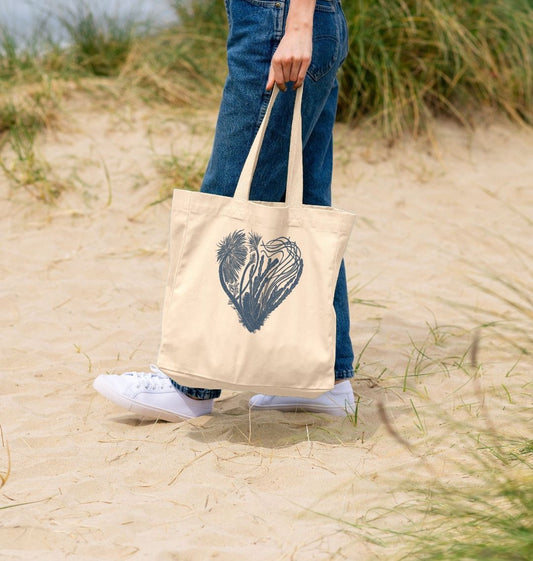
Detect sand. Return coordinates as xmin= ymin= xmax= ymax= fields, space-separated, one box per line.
xmin=1 ymin=91 xmax=532 ymax=560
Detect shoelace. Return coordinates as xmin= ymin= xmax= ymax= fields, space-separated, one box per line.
xmin=127 ymin=365 xmax=171 ymax=391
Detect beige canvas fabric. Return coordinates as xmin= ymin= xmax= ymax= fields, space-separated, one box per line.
xmin=157 ymin=86 xmax=355 ymax=397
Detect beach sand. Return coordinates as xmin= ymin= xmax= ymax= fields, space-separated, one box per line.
xmin=1 ymin=91 xmax=532 ymax=560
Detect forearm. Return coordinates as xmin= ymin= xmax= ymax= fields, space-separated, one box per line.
xmin=285 ymin=0 xmax=317 ymax=34
xmin=266 ymin=0 xmax=317 ymax=90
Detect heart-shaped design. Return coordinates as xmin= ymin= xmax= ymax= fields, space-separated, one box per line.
xmin=217 ymin=230 xmax=304 ymax=333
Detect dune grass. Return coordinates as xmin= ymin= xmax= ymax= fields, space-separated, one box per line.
xmin=393 ymin=424 xmax=533 ymax=561
xmin=336 ymin=322 xmax=533 ymax=561
xmin=380 ymin=239 xmax=533 ymax=559
xmin=463 ymin=248 xmax=533 ymax=357
xmin=0 ymin=127 xmax=70 ymax=203
xmin=335 ymin=211 xmax=533 ymax=560
xmin=338 ymin=0 xmax=533 ymax=137
xmin=0 ymin=1 xmax=227 ymax=93
xmin=0 ymin=71 xmax=67 ymax=202
xmin=0 ymin=1 xmax=224 ymax=202
xmin=156 ymin=152 xmax=206 ymax=199
xmin=2 ymin=0 xmax=531 ymax=132
xmin=56 ymin=6 xmax=142 ymax=77
xmin=1 ymin=0 xmax=532 ymax=203
xmin=0 ymin=1 xmax=149 ymax=80
xmin=162 ymin=0 xmax=533 ymax=135
xmin=0 ymin=2 xmax=226 ymax=132
xmin=0 ymin=100 xmax=44 ymax=139
xmin=120 ymin=0 xmax=227 ymax=105
xmin=400 ymin=223 xmax=533 ymax=559
xmin=120 ymin=27 xmax=225 ymax=107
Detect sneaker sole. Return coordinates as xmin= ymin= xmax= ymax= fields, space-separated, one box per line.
xmin=249 ymin=402 xmax=353 ymax=417
xmin=93 ymin=377 xmax=193 ymax=422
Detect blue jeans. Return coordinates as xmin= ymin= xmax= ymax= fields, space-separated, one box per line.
xmin=172 ymin=0 xmax=354 ymax=400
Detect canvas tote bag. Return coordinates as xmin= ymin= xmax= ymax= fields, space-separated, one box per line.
xmin=157 ymin=85 xmax=355 ymax=397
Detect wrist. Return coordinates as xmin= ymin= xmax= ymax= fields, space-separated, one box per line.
xmin=285 ymin=19 xmax=313 ymax=33
xmin=285 ymin=0 xmax=316 ymax=32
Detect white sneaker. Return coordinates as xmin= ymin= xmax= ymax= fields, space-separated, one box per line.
xmin=93 ymin=365 xmax=214 ymax=421
xmin=248 ymin=380 xmax=355 ymax=417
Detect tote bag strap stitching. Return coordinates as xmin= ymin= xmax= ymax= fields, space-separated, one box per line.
xmin=286 ymin=86 xmax=304 ymax=206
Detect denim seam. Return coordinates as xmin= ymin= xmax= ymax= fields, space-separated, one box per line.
xmin=224 ymin=0 xmax=232 ymax=28
xmin=315 ymin=1 xmax=336 ymax=14
xmin=307 ymin=36 xmax=339 ymax=82
xmin=306 ymin=7 xmax=342 ymax=82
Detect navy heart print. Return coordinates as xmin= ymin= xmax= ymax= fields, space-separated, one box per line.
xmin=217 ymin=230 xmax=304 ymax=333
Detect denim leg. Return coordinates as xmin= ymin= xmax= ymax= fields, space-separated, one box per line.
xmin=333 ymin=261 xmax=354 ymax=379
xmin=173 ymin=0 xmax=353 ymax=399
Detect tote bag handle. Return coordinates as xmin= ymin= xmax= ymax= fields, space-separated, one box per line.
xmin=233 ymin=85 xmax=304 ymax=207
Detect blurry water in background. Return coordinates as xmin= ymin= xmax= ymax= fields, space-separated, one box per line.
xmin=0 ymin=0 xmax=178 ymax=47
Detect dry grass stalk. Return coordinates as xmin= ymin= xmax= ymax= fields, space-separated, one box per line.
xmin=0 ymin=425 xmax=11 ymax=490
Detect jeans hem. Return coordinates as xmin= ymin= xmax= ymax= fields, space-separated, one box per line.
xmin=334 ymin=369 xmax=354 ymax=380
xmin=170 ymin=379 xmax=222 ymax=400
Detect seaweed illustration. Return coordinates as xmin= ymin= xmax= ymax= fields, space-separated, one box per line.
xmin=217 ymin=230 xmax=304 ymax=333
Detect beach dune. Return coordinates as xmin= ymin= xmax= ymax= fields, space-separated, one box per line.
xmin=1 ymin=93 xmax=532 ymax=559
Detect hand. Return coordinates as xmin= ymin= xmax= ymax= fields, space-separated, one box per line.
xmin=266 ymin=27 xmax=313 ymax=91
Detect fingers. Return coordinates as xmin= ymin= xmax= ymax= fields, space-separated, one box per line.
xmin=267 ymin=58 xmax=292 ymax=92
xmin=265 ymin=27 xmax=312 ymax=91
xmin=293 ymin=63 xmax=307 ymax=89
xmin=266 ymin=67 xmax=277 ymax=91
xmin=266 ymin=62 xmax=286 ymax=92
xmin=266 ymin=56 xmax=310 ymax=91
